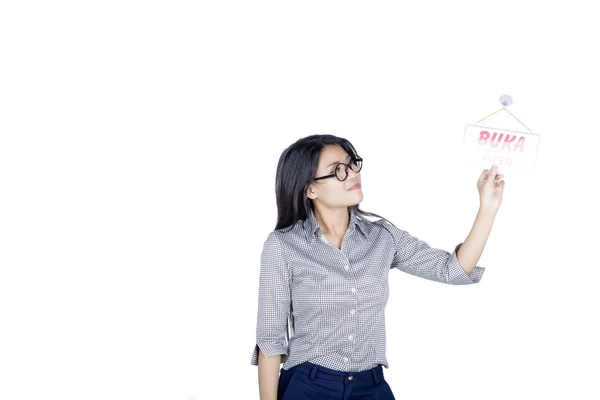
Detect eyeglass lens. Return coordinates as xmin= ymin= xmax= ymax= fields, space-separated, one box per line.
xmin=334 ymin=158 xmax=362 ymax=181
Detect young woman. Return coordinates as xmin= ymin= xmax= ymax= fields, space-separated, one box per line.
xmin=251 ymin=134 xmax=504 ymax=400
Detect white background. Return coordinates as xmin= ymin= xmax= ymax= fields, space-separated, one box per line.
xmin=1 ymin=1 xmax=599 ymax=399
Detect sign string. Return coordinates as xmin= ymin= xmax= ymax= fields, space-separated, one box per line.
xmin=476 ymin=107 xmax=531 ymax=132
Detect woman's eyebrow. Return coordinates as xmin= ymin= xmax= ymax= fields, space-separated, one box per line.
xmin=325 ymin=155 xmax=351 ymax=168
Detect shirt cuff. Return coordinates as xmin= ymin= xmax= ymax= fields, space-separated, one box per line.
xmin=250 ymin=343 xmax=289 ymax=366
xmin=447 ymin=243 xmax=486 ymax=284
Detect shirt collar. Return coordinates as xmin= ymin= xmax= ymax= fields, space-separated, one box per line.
xmin=303 ymin=207 xmax=371 ymax=244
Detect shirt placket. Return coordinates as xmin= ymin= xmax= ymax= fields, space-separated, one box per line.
xmin=318 ymin=223 xmax=361 ymax=371
xmin=341 ymin=232 xmax=358 ymax=371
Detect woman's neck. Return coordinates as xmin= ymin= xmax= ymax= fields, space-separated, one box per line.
xmin=314 ymin=207 xmax=350 ymax=236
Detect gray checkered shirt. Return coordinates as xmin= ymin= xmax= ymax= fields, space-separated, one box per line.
xmin=251 ymin=208 xmax=485 ymax=372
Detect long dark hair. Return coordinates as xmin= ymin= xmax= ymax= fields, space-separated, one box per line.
xmin=274 ymin=134 xmax=387 ymax=231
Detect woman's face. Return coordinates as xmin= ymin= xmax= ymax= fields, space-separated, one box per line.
xmin=306 ymin=144 xmax=363 ymax=208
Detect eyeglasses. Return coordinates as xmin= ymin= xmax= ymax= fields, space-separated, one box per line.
xmin=313 ymin=156 xmax=363 ymax=182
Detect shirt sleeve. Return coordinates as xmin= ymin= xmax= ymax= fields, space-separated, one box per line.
xmin=380 ymin=221 xmax=485 ymax=285
xmin=250 ymin=232 xmax=291 ymax=366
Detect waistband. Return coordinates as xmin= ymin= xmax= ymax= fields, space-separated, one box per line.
xmin=289 ymin=362 xmax=383 ymax=384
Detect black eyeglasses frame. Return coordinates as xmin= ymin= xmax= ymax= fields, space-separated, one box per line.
xmin=312 ymin=156 xmax=363 ymax=182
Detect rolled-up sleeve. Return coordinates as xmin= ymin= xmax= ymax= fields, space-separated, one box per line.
xmin=250 ymin=232 xmax=291 ymax=366
xmin=384 ymin=222 xmax=485 ymax=285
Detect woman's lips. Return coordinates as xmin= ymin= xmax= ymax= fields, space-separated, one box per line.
xmin=349 ymin=183 xmax=361 ymax=190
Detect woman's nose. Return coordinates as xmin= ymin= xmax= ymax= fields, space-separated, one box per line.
xmin=347 ymin=167 xmax=359 ymax=180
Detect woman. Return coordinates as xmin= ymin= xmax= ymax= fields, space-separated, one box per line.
xmin=250 ymin=134 xmax=504 ymax=400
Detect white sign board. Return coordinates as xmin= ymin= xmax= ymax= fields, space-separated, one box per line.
xmin=463 ymin=124 xmax=540 ymax=172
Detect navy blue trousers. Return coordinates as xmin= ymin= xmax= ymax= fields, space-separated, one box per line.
xmin=277 ymin=361 xmax=396 ymax=400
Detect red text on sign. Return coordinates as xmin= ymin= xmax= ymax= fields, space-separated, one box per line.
xmin=478 ymin=131 xmax=525 ymax=152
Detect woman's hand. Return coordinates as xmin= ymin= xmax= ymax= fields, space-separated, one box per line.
xmin=477 ymin=165 xmax=504 ymax=211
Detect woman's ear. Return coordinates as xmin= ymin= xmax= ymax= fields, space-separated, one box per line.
xmin=305 ymin=183 xmax=317 ymax=200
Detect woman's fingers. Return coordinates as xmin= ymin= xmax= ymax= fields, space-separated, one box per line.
xmin=479 ymin=166 xmax=505 ymax=186
xmin=493 ymin=174 xmax=505 ymax=184
xmin=478 ymin=169 xmax=489 ymax=183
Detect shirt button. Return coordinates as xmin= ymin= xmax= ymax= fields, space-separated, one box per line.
xmin=348 ymin=376 xmax=353 ymax=380
xmin=351 ymin=287 xmax=356 ymax=293
xmin=348 ymin=335 xmax=353 ymax=341
xmin=350 ymin=309 xmax=356 ymax=314
xmin=343 ymin=357 xmax=349 ymax=363
xmin=344 ymin=265 xmax=349 ymax=271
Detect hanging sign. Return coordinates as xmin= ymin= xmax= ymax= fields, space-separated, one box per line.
xmin=463 ymin=125 xmax=540 ymax=172
xmin=463 ymin=95 xmax=540 ymax=173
